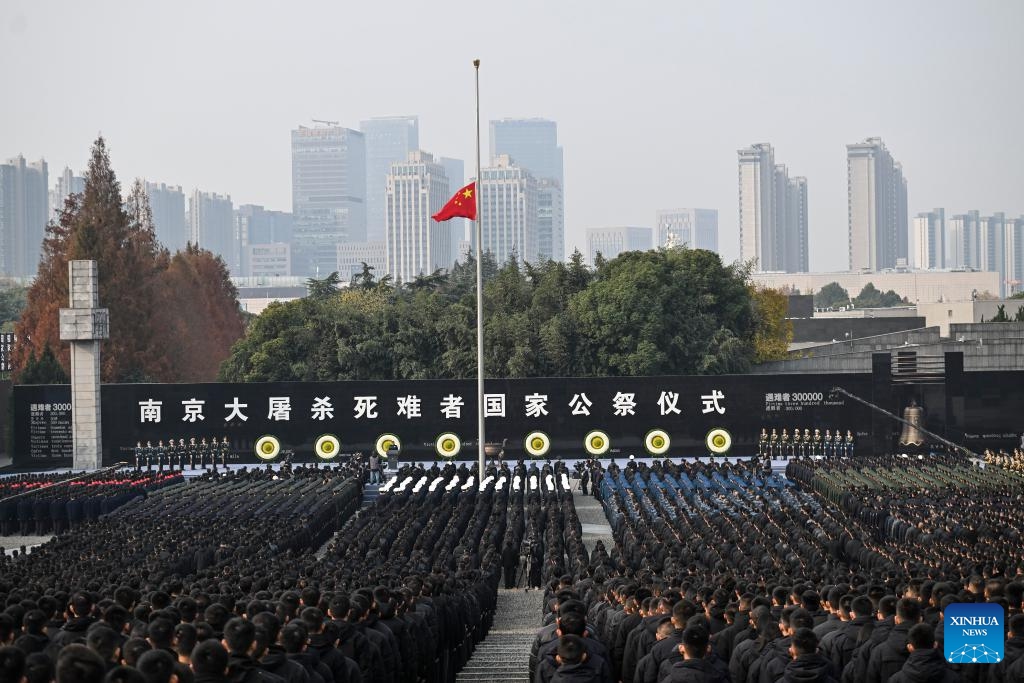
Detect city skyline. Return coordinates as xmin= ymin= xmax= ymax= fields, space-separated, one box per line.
xmin=2 ymin=2 xmax=1022 ymax=274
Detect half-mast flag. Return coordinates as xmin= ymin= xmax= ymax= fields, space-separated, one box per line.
xmin=432 ymin=182 xmax=476 ymax=222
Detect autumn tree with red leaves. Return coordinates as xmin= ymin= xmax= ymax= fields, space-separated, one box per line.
xmin=13 ymin=136 xmax=244 ymax=383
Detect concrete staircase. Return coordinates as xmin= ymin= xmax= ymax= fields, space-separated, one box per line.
xmin=456 ymin=588 xmax=544 ymax=683
xmin=361 ymin=482 xmax=380 ymax=506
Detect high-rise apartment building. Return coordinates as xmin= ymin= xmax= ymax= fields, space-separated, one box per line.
xmin=586 ymin=226 xmax=652 ymax=265
xmin=1007 ymin=216 xmax=1024 ymax=297
xmin=439 ymin=156 xmax=468 ymax=258
xmin=361 ymin=116 xmax=419 ymax=244
xmin=49 ymin=167 xmax=85 ymax=218
xmin=291 ymin=124 xmax=366 ymax=277
xmin=738 ymin=144 xmax=807 ymax=272
xmin=146 ymin=182 xmax=188 ymax=252
xmin=946 ymin=211 xmax=980 ymax=270
xmin=490 ymin=118 xmax=563 ymax=261
xmin=385 ymin=151 xmax=453 ymax=285
xmin=477 ymin=155 xmax=538 ymax=266
xmin=0 ymin=155 xmax=48 ymax=278
xmin=847 ymin=137 xmax=908 ymax=271
xmin=189 ymin=190 xmax=236 ymax=272
xmin=656 ymin=209 xmax=719 ymax=251
xmin=912 ymin=209 xmax=945 ymax=270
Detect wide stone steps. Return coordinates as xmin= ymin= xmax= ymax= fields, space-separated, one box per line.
xmin=456 ymin=588 xmax=543 ymax=683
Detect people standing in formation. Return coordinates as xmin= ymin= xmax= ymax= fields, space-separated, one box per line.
xmin=759 ymin=428 xmax=854 ymax=458
xmin=526 ymin=454 xmax=1024 ymax=683
xmin=4 ymin=447 xmax=1024 ymax=683
xmin=985 ymin=447 xmax=1024 ymax=473
xmin=133 ymin=436 xmax=231 ymax=471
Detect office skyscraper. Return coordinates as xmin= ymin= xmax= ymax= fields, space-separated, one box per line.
xmin=234 ymin=204 xmax=293 ymax=276
xmin=912 ymin=209 xmax=945 ymax=270
xmin=0 ymin=155 xmax=48 ymax=278
xmin=490 ymin=118 xmax=564 ymax=261
xmin=49 ymin=166 xmax=85 ymax=218
xmin=656 ymin=209 xmax=719 ymax=251
xmin=146 ymin=182 xmax=187 ymax=252
xmin=361 ymin=116 xmax=419 ymax=244
xmin=384 ymin=151 xmax=452 ymax=285
xmin=189 ymin=190 xmax=236 ymax=272
xmin=477 ymin=155 xmax=538 ymax=266
xmin=291 ymin=124 xmax=366 ymax=277
xmin=847 ymin=137 xmax=908 ymax=271
xmin=738 ymin=144 xmax=808 ymax=272
xmin=586 ymin=226 xmax=652 ymax=265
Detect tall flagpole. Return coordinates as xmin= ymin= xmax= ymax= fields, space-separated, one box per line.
xmin=474 ymin=58 xmax=485 ymax=482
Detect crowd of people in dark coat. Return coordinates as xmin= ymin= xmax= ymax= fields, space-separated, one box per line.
xmin=523 ymin=455 xmax=1024 ymax=683
xmin=0 ymin=470 xmax=181 ymax=537
xmin=3 ymin=446 xmax=1024 ymax=683
xmin=0 ymin=457 xmax=555 ymax=683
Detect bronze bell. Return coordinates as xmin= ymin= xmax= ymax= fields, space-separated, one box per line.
xmin=899 ymin=399 xmax=925 ymax=447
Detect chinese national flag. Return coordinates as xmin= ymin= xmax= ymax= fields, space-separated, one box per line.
xmin=432 ymin=182 xmax=477 ymax=222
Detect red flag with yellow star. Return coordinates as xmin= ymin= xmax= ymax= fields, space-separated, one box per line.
xmin=432 ymin=182 xmax=476 ymax=222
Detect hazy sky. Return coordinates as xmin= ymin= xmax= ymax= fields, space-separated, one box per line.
xmin=3 ymin=0 xmax=1021 ymax=271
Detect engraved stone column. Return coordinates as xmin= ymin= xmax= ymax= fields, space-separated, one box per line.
xmin=58 ymin=260 xmax=109 ymax=470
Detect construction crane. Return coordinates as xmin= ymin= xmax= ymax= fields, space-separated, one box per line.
xmin=312 ymin=119 xmax=339 ymax=127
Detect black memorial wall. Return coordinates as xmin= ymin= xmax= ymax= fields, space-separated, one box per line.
xmin=13 ymin=373 xmax=882 ymax=466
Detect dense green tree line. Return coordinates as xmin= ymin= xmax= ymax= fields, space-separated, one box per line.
xmin=220 ymin=248 xmax=790 ymax=382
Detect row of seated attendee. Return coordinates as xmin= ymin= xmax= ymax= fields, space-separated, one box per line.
xmin=0 ymin=471 xmax=181 ymax=536
xmin=758 ymin=429 xmax=855 ymax=458
xmin=133 ymin=438 xmax=232 ymax=470
xmin=524 ymin=456 xmax=1024 ymax=683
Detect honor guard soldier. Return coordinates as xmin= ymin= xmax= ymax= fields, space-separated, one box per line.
xmin=156 ymin=440 xmax=167 ymax=470
xmin=770 ymin=428 xmax=780 ymax=457
xmin=186 ymin=437 xmax=196 ymax=470
xmin=813 ymin=428 xmax=823 ymax=456
xmin=134 ymin=441 xmax=143 ymax=470
xmin=150 ymin=440 xmax=161 ymax=472
xmin=220 ymin=436 xmax=230 ymax=468
xmin=197 ymin=437 xmax=209 ymax=469
xmin=174 ymin=438 xmax=185 ymax=470
xmin=780 ymin=429 xmax=791 ymax=459
xmin=833 ymin=429 xmax=842 ymax=457
xmin=845 ymin=430 xmax=855 ymax=457
xmin=823 ymin=429 xmax=832 ymax=457
xmin=758 ymin=428 xmax=768 ymax=457
xmin=799 ymin=429 xmax=810 ymax=457
xmin=792 ymin=426 xmax=802 ymax=458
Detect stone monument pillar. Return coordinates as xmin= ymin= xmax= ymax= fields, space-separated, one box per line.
xmin=59 ymin=260 xmax=109 ymax=470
